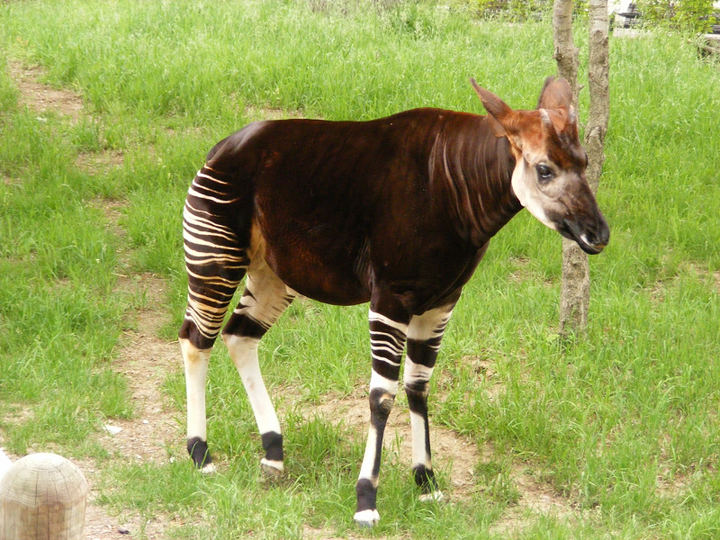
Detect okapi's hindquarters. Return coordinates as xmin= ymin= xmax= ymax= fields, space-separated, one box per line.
xmin=179 ymin=165 xmax=249 ymax=471
xmin=353 ymin=306 xmax=453 ymax=527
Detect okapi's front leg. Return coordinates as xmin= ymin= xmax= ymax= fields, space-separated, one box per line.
xmin=405 ymin=305 xmax=454 ymax=501
xmin=354 ymin=308 xmax=409 ymax=527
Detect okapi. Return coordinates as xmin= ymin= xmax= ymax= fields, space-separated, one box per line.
xmin=178 ymin=77 xmax=609 ymax=526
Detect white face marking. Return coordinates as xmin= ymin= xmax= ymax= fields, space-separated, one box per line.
xmin=511 ymin=157 xmax=558 ymax=230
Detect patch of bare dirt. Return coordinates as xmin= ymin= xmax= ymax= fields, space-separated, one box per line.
xmin=306 ymin=394 xmax=480 ymax=498
xmin=302 ymin=524 xmax=375 ymax=540
xmin=2 ymin=174 xmax=18 ymax=186
xmin=6 ymin=60 xmax=124 ymax=174
xmin=99 ymin=274 xmax=181 ymax=464
xmin=244 ymin=104 xmax=307 ymax=121
xmin=463 ymin=354 xmax=505 ymax=403
xmin=2 ymin=57 xmax=179 ymax=539
xmin=84 ymin=500 xmax=180 ymax=540
xmin=76 ymin=150 xmax=124 ymax=175
xmin=299 ymin=390 xmax=580 ymax=534
xmin=8 ymin=61 xmax=83 ymax=122
xmin=490 ymin=467 xmax=579 ymax=537
xmin=89 ymin=197 xmax=126 ymax=233
xmin=84 ymin=273 xmax=182 ymax=539
xmin=1 ymin=403 xmax=36 ymax=426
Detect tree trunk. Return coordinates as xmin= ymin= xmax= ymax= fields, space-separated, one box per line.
xmin=555 ymin=0 xmax=609 ymax=336
xmin=552 ymin=0 xmax=579 ymax=105
xmin=586 ymin=0 xmax=610 ymax=196
xmin=553 ymin=0 xmax=586 ymax=335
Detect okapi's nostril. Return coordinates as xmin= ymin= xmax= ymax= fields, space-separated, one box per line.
xmin=594 ymin=216 xmax=610 ymax=247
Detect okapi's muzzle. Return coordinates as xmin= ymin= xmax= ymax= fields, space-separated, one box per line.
xmin=556 ymin=207 xmax=610 ymax=255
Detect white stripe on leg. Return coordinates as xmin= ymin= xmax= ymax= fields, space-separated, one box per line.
xmin=404 ymin=306 xmax=454 ymax=500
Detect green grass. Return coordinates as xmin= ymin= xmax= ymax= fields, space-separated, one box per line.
xmin=1 ymin=0 xmax=720 ymax=538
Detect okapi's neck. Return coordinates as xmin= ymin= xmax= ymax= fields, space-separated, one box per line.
xmin=429 ymin=114 xmax=522 ymax=248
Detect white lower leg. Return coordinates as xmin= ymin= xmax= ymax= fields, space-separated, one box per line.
xmin=406 ymin=306 xmax=453 ymax=502
xmin=224 ymin=334 xmax=283 ymax=474
xmin=180 ymin=338 xmax=215 ymax=472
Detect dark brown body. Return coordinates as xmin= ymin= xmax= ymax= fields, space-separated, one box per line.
xmin=205 ymin=109 xmax=521 ymax=315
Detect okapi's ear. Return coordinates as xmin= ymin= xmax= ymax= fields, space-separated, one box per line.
xmin=536 ymin=76 xmax=572 ymax=111
xmin=470 ymin=78 xmax=514 ymax=139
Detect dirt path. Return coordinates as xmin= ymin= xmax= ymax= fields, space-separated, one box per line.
xmin=84 ymin=274 xmax=182 ymax=540
xmin=3 ymin=59 xmax=174 ymax=539
xmin=7 ymin=61 xmax=83 ymax=121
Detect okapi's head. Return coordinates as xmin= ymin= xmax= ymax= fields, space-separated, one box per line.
xmin=470 ymin=77 xmax=609 ymax=254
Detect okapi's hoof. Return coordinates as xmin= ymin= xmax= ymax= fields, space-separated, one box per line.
xmin=200 ymin=463 xmax=217 ymax=475
xmin=260 ymin=457 xmax=284 ymax=478
xmin=353 ymin=509 xmax=380 ymax=528
xmin=419 ymin=490 xmax=444 ymax=503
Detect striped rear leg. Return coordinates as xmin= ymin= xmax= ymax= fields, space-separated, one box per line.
xmin=354 ymin=308 xmax=409 ymax=527
xmin=222 ymin=263 xmax=295 ymax=477
xmin=179 ymin=165 xmax=249 ymax=472
xmin=405 ymin=305 xmax=454 ymax=502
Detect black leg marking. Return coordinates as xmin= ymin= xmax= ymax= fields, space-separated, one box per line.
xmin=403 ymin=306 xmax=454 ymax=503
xmin=261 ymin=431 xmax=284 ymax=463
xmin=222 ymin=312 xmax=268 ymax=340
xmin=413 ymin=464 xmax=438 ymax=493
xmin=187 ymin=436 xmax=212 ymax=468
xmin=179 ymin=318 xmax=218 ymax=351
xmin=368 ymin=387 xmax=394 ymax=478
xmin=355 ymin=478 xmax=378 ymax=513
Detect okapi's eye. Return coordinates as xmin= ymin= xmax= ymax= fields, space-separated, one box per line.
xmin=536 ymin=164 xmax=554 ymax=183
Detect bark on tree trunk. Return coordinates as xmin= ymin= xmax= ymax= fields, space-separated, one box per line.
xmin=552 ymin=0 xmax=579 ymax=105
xmin=586 ymin=0 xmax=610 ymax=197
xmin=555 ymin=0 xmax=609 ymax=336
xmin=553 ymin=0 xmax=586 ymax=335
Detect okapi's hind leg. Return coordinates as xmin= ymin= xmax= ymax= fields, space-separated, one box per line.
xmin=179 ymin=165 xmax=249 ymax=472
xmin=222 ymin=263 xmax=296 ymax=477
xmin=405 ymin=305 xmax=454 ymax=502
